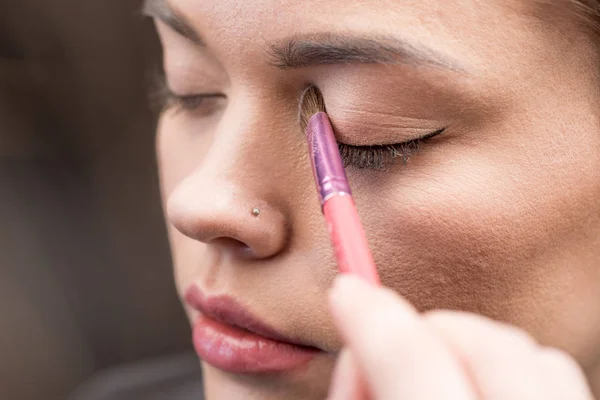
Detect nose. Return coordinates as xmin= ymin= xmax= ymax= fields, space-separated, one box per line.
xmin=164 ymin=112 xmax=294 ymax=260
xmin=167 ymin=175 xmax=288 ymax=259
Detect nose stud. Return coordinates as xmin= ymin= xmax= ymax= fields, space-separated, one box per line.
xmin=252 ymin=208 xmax=260 ymax=217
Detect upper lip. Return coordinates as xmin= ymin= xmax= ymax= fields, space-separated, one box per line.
xmin=184 ymin=285 xmax=313 ymax=348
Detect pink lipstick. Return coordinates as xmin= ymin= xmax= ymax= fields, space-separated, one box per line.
xmin=185 ymin=286 xmax=319 ymax=374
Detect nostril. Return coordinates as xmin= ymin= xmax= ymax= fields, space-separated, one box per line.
xmin=167 ymin=185 xmax=288 ymax=260
xmin=209 ymin=237 xmax=256 ymax=259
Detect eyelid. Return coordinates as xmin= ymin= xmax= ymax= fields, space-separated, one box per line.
xmin=320 ymin=87 xmax=450 ymax=145
xmin=330 ymin=111 xmax=447 ymax=146
xmin=167 ymin=90 xmax=225 ymax=103
xmin=336 ymin=127 xmax=444 ymax=147
xmin=151 ymin=73 xmax=226 ymax=114
xmin=166 ymin=92 xmax=224 ymax=112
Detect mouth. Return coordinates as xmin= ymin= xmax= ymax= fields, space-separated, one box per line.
xmin=184 ymin=285 xmax=322 ymax=374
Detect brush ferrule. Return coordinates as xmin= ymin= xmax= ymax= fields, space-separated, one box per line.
xmin=306 ymin=112 xmax=352 ymax=208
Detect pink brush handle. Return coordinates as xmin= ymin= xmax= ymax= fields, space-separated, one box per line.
xmin=323 ymin=195 xmax=380 ymax=286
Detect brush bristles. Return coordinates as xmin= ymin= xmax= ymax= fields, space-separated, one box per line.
xmin=299 ymin=86 xmax=327 ymax=133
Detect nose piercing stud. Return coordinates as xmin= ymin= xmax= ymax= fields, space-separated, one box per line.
xmin=252 ymin=208 xmax=260 ymax=217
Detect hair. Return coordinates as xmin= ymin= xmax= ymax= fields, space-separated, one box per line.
xmin=570 ymin=1 xmax=600 ymax=34
xmin=537 ymin=0 xmax=600 ymax=38
xmin=530 ymin=0 xmax=600 ymax=71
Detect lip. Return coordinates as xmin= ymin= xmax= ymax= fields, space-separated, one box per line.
xmin=184 ymin=285 xmax=320 ymax=373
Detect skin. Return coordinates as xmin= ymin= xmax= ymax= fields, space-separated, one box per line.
xmin=152 ymin=0 xmax=600 ymax=398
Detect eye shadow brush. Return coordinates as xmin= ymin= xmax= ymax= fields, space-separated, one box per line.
xmin=299 ymin=86 xmax=381 ymax=286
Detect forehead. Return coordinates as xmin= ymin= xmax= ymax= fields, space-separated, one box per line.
xmin=167 ymin=0 xmax=533 ymax=65
xmin=175 ymin=0 xmax=515 ymax=30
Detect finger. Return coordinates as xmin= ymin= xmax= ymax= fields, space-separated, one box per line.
xmin=328 ymin=349 xmax=370 ymax=400
xmin=425 ymin=310 xmax=546 ymax=399
xmin=329 ymin=275 xmax=476 ymax=400
xmin=537 ymin=347 xmax=594 ymax=400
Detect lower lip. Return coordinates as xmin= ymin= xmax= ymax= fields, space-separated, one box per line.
xmin=192 ymin=315 xmax=319 ymax=373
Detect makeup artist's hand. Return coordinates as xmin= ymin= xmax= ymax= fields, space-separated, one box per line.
xmin=327 ymin=275 xmax=594 ymax=400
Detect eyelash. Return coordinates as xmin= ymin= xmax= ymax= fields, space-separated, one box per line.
xmin=337 ymin=128 xmax=445 ymax=170
xmin=165 ymin=91 xmax=225 ymax=115
xmin=166 ymin=92 xmax=223 ymax=111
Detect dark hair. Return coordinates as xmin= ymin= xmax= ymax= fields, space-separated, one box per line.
xmin=570 ymin=1 xmax=600 ymax=34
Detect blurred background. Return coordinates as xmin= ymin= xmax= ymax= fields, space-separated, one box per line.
xmin=0 ymin=1 xmax=202 ymax=399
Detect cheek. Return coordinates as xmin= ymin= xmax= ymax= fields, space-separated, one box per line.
xmin=156 ymin=112 xmax=216 ymax=200
xmin=353 ymin=121 xmax=600 ymax=321
xmin=156 ymin=114 xmax=214 ymax=298
xmin=361 ymin=164 xmax=546 ymax=314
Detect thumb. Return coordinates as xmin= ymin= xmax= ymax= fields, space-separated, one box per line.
xmin=328 ymin=274 xmax=475 ymax=400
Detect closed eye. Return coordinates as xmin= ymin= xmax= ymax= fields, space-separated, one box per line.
xmin=337 ymin=128 xmax=445 ymax=170
xmin=151 ymin=73 xmax=225 ymax=115
xmin=165 ymin=91 xmax=224 ymax=113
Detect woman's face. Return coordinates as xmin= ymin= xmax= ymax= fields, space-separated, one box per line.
xmin=151 ymin=0 xmax=600 ymax=398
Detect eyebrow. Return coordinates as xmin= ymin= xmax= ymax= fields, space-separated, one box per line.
xmin=142 ymin=0 xmax=203 ymax=45
xmin=268 ymin=33 xmax=465 ymax=72
xmin=143 ymin=0 xmax=465 ymax=73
